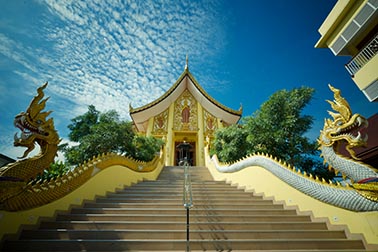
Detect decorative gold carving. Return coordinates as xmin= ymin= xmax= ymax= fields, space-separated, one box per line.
xmin=174 ymin=89 xmax=197 ymax=131
xmin=204 ymin=109 xmax=217 ymax=135
xmin=152 ymin=109 xmax=168 ymax=135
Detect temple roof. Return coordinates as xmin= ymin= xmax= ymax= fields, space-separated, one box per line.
xmin=130 ymin=68 xmax=242 ymax=132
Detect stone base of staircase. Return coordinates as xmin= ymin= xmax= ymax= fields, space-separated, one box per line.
xmin=1 ymin=166 xmax=371 ymax=251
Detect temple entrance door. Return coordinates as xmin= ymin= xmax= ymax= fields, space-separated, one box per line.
xmin=175 ymin=141 xmax=196 ymax=166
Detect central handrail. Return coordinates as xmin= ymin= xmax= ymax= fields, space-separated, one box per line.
xmin=183 ymin=161 xmax=193 ymax=209
xmin=181 ymin=160 xmax=193 ymax=252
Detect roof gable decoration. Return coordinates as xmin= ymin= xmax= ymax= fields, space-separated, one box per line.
xmin=174 ymin=89 xmax=198 ymax=131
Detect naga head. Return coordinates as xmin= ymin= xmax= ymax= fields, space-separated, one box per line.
xmin=13 ymin=82 xmax=60 ymax=158
xmin=318 ymin=84 xmax=368 ymax=160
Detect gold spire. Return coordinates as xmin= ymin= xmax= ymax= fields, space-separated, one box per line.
xmin=185 ymin=54 xmax=188 ymax=70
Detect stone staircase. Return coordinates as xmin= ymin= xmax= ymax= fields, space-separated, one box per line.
xmin=1 ymin=166 xmax=369 ymax=251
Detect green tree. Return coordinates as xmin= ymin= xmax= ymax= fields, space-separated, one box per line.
xmin=62 ymin=105 xmax=162 ymax=166
xmin=68 ymin=105 xmax=99 ymax=142
xmin=244 ymin=87 xmax=316 ymax=167
xmin=132 ymin=135 xmax=164 ymax=162
xmin=211 ymin=87 xmax=332 ymax=178
xmin=211 ymin=124 xmax=248 ymax=162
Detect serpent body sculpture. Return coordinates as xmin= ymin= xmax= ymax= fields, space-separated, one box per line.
xmin=212 ymin=85 xmax=378 ymax=212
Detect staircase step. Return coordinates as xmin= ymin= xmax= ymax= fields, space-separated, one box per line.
xmin=56 ymin=213 xmax=312 ymax=222
xmin=116 ymin=188 xmax=252 ymax=194
xmin=38 ymin=221 xmax=328 ymax=230
xmin=70 ymin=207 xmax=297 ymax=215
xmin=2 ymin=239 xmax=365 ymax=251
xmin=104 ymin=193 xmax=262 ymax=199
xmin=20 ymin=229 xmax=347 ymax=240
xmin=94 ymin=197 xmax=271 ymax=204
xmin=82 ymin=203 xmax=283 ymax=209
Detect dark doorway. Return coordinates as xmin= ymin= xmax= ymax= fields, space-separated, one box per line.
xmin=175 ymin=141 xmax=195 ymax=166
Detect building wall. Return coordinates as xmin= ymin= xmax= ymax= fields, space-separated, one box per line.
xmin=354 ymin=55 xmax=378 ymax=91
xmin=316 ymin=0 xmax=378 ymax=101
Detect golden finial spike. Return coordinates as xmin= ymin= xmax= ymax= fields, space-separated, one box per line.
xmin=303 ymin=171 xmax=307 ymax=177
xmin=309 ymin=173 xmax=313 ymax=179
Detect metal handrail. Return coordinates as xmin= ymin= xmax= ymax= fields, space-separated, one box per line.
xmin=345 ymin=33 xmax=378 ymax=76
xmin=183 ymin=161 xmax=193 ymax=209
xmin=181 ymin=159 xmax=193 ymax=252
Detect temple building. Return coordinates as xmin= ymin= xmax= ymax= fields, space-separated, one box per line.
xmin=129 ymin=60 xmax=242 ymax=166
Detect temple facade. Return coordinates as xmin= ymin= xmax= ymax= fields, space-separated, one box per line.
xmin=129 ymin=63 xmax=242 ymax=166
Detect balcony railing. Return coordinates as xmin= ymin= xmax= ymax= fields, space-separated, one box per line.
xmin=345 ymin=34 xmax=378 ymax=76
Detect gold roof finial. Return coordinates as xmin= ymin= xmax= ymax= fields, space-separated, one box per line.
xmin=185 ymin=54 xmax=188 ymax=70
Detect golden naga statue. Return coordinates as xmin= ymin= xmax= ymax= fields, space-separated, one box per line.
xmin=0 ymin=83 xmax=60 ymax=208
xmin=318 ymin=84 xmax=378 ymax=202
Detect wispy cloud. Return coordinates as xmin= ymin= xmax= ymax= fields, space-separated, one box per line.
xmin=37 ymin=0 xmax=227 ymax=119
xmin=0 ymin=0 xmax=228 ymax=159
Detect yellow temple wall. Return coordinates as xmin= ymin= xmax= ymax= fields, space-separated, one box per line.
xmin=205 ymin=150 xmax=378 ymax=246
xmin=146 ymin=117 xmax=154 ymax=137
xmin=0 ymin=163 xmax=164 ymax=240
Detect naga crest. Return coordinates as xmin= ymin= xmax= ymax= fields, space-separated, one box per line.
xmin=13 ymin=82 xmax=60 ymax=158
xmin=318 ymin=84 xmax=368 ymax=160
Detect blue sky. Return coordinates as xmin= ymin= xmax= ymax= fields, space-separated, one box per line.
xmin=0 ymin=0 xmax=377 ymax=160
